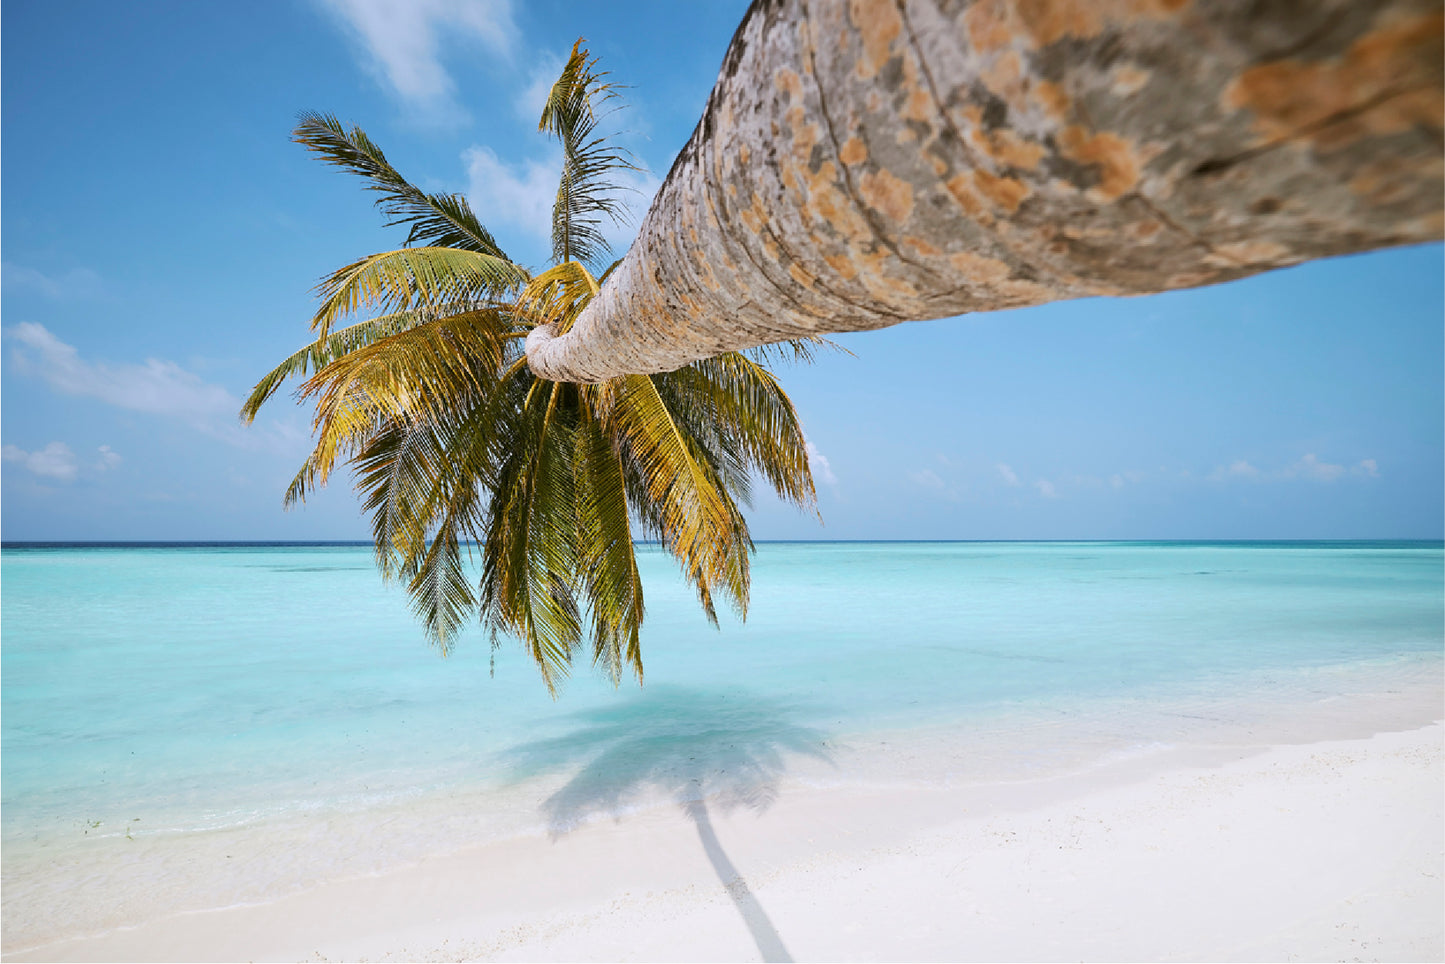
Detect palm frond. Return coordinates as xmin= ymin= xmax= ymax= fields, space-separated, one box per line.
xmin=241 ymin=306 xmax=469 ymax=423
xmin=598 ymin=373 xmax=747 ymax=622
xmin=540 ymin=41 xmax=645 ymax=267
xmin=573 ymin=401 xmax=645 ymax=681
xmin=479 ymin=380 xmax=584 ymax=692
xmin=517 ymin=260 xmax=601 ymax=334
xmin=657 ymin=352 xmax=817 ymax=510
xmin=287 ymin=311 xmax=505 ymax=502
xmin=294 ymin=112 xmax=512 ymax=257
xmin=311 ymin=247 xmax=526 ymax=339
xmin=406 ymin=520 xmax=477 ymax=655
xmin=743 ymin=336 xmax=853 ymax=366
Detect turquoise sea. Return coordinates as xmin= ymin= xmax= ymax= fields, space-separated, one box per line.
xmin=2 ymin=541 xmax=1442 ymax=947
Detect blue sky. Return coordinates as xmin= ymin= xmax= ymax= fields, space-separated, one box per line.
xmin=2 ymin=0 xmax=1441 ymax=541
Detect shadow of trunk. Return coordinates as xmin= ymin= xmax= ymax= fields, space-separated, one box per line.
xmin=683 ymin=798 xmax=794 ymax=963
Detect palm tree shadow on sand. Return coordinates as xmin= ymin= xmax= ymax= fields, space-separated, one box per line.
xmin=505 ymin=686 xmax=833 ymax=963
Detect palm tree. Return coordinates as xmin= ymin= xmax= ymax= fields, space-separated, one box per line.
xmin=526 ymin=0 xmax=1444 ymax=383
xmin=243 ymin=42 xmax=819 ymax=692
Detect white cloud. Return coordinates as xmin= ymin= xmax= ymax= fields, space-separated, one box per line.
xmin=96 ymin=445 xmax=123 ymax=471
xmin=805 ymin=440 xmax=837 ymax=486
xmin=6 ymin=323 xmax=252 ymax=445
xmin=1209 ymin=453 xmax=1375 ymax=484
xmin=1209 ymin=459 xmax=1261 ymax=482
xmin=996 ymin=463 xmax=1019 ymax=486
xmin=3 ymin=263 xmax=103 ymax=300
xmin=3 ymin=442 xmax=78 ymax=482
xmin=1035 ymin=479 xmax=1058 ymax=498
xmin=1291 ymin=453 xmax=1345 ymax=482
xmin=320 ymin=0 xmax=516 ymax=120
xmin=465 ymin=146 xmax=560 ymax=243
xmin=1109 ymin=474 xmax=1124 ymax=489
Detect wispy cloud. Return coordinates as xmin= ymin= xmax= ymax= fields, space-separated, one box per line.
xmin=1208 ymin=453 xmax=1377 ymax=484
xmin=8 ymin=323 xmax=239 ymax=430
xmin=1035 ymin=479 xmax=1058 ymax=499
xmin=464 ymin=146 xmax=560 ymax=245
xmin=996 ymin=463 xmax=1019 ymax=486
xmin=319 ymin=0 xmax=516 ymax=122
xmin=1290 ymin=453 xmax=1344 ymax=482
xmin=3 ymin=442 xmax=79 ymax=482
xmin=3 ymin=263 xmax=103 ymax=300
xmin=806 ymin=440 xmax=837 ymax=486
xmin=96 ymin=445 xmax=123 ymax=471
xmin=1208 ymin=459 xmax=1260 ymax=482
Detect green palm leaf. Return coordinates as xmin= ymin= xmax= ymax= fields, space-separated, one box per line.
xmin=311 ymin=248 xmax=526 ymax=339
xmin=540 ymin=41 xmax=644 ymax=268
xmin=294 ymin=112 xmax=513 ymax=258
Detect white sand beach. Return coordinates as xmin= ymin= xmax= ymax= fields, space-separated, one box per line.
xmin=9 ymin=699 xmax=1441 ymax=963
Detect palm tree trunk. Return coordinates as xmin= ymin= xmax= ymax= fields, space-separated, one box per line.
xmin=526 ymin=0 xmax=1443 ymax=382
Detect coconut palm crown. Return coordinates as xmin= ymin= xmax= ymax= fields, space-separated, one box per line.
xmin=242 ymin=41 xmax=818 ymax=693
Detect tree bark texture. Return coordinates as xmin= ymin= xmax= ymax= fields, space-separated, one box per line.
xmin=526 ymin=0 xmax=1444 ymax=382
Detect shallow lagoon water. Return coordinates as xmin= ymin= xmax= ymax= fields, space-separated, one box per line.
xmin=2 ymin=541 xmax=1441 ymax=947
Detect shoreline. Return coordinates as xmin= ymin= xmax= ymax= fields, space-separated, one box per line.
xmin=5 ymin=674 xmax=1441 ymax=963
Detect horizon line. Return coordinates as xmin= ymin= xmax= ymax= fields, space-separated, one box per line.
xmin=3 ymin=538 xmax=1442 ymax=549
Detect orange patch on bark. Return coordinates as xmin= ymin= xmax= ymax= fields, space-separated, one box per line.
xmin=1112 ymin=65 xmax=1150 ymax=96
xmin=1227 ymin=12 xmax=1444 ymax=145
xmin=973 ymin=168 xmax=1030 ymax=212
xmin=823 ymin=251 xmax=861 ymax=281
xmin=775 ymin=67 xmax=804 ymax=102
xmin=788 ymin=262 xmax=816 ymax=288
xmin=902 ymin=86 xmax=934 ymax=124
xmin=948 ymin=251 xmax=1013 ymax=282
xmin=1165 ymin=270 xmax=1221 ymax=289
xmin=901 ymin=236 xmax=942 ymax=257
xmin=857 ymin=248 xmax=921 ymax=306
xmin=1014 ymin=0 xmax=1188 ymax=47
xmin=840 ymin=136 xmax=868 ymax=166
xmin=1035 ymin=80 xmax=1070 ymax=119
xmin=980 ymin=50 xmax=1030 ymax=116
xmin=1349 ymin=152 xmax=1445 ymax=206
xmin=944 ymin=173 xmax=995 ymax=225
xmin=1211 ymin=239 xmax=1291 ymax=264
xmin=1057 ymin=126 xmax=1141 ymax=201
xmin=977 ymin=128 xmax=1047 ymax=171
xmin=964 ymin=0 xmax=1014 ymax=54
xmin=1312 ymin=86 xmax=1444 ymax=152
xmin=848 ymin=0 xmax=902 ymax=80
xmin=801 ymin=160 xmax=872 ymax=242
xmin=859 ymin=168 xmax=915 ymax=223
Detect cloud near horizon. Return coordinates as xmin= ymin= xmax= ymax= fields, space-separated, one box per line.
xmin=319 ymin=0 xmax=516 ymax=122
xmin=1208 ymin=453 xmax=1378 ymax=483
xmin=3 ymin=441 xmax=79 ymax=482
